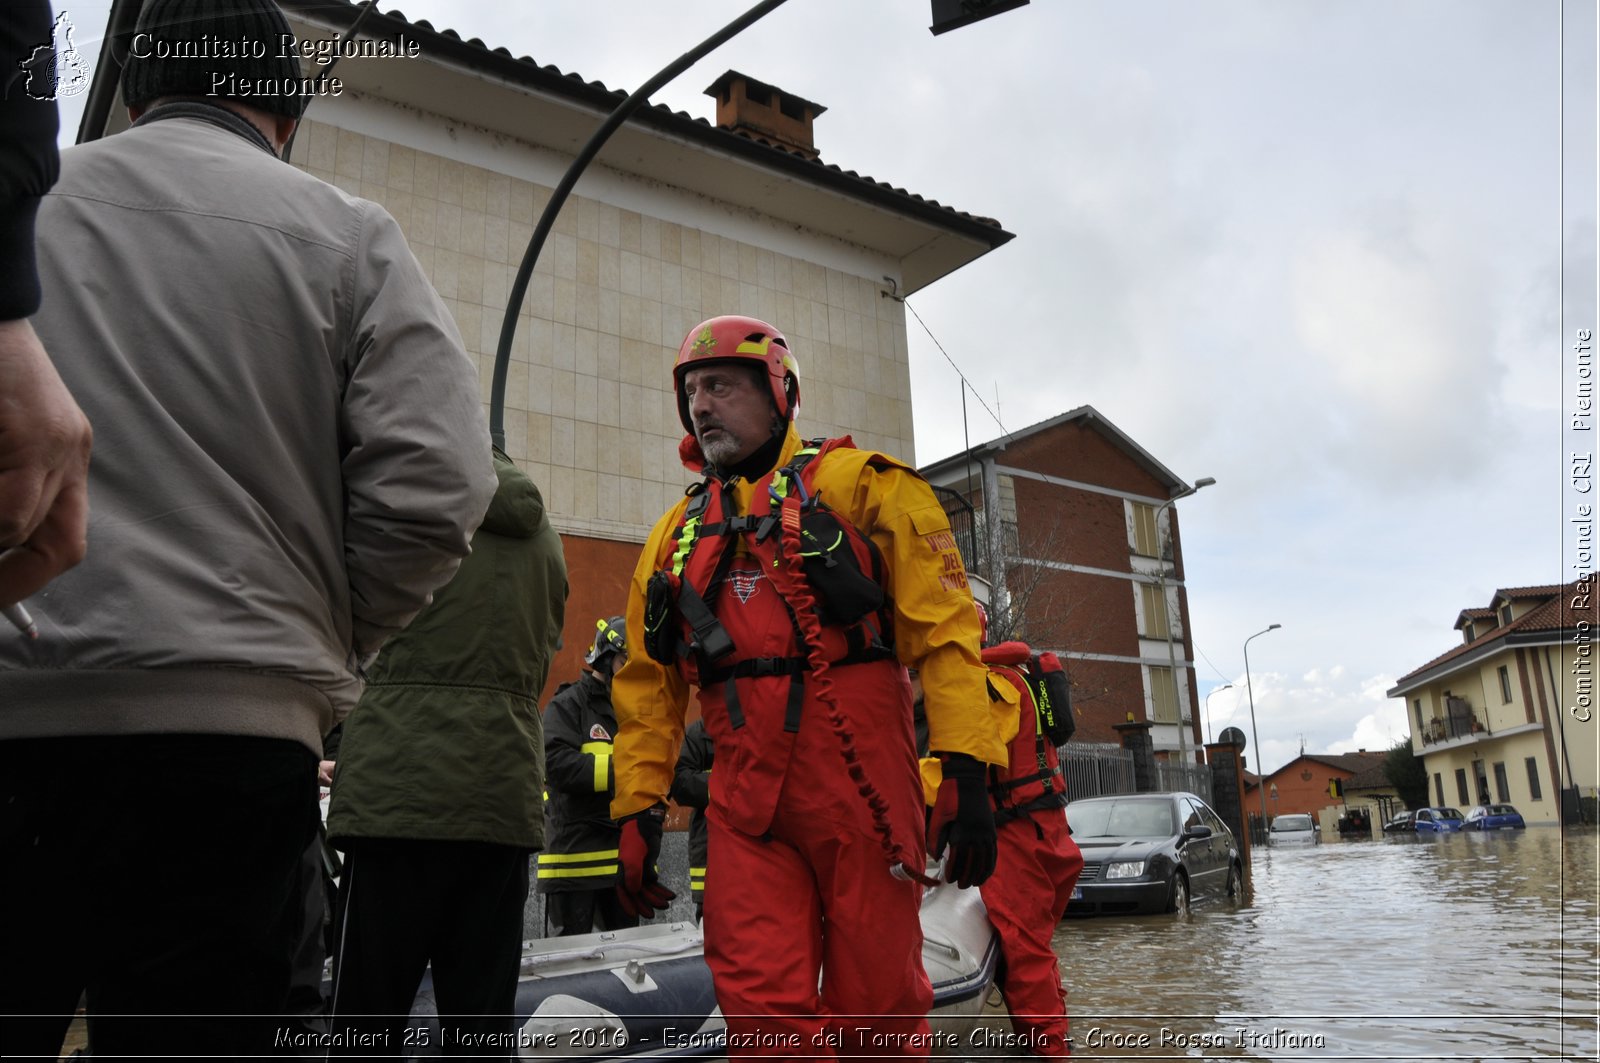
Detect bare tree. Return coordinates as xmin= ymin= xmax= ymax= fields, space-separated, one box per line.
xmin=978 ymin=510 xmax=1119 ymax=712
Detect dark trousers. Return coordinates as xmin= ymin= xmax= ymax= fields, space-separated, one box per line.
xmin=546 ymin=887 xmax=638 ymax=937
xmin=328 ymin=839 xmax=531 ymax=1059
xmin=283 ymin=831 xmax=336 ymax=1039
xmin=0 ymin=733 xmax=318 ymax=1060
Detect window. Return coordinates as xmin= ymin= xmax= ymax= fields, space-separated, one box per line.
xmin=1493 ymin=761 xmax=1510 ymax=802
xmin=1434 ymin=772 xmax=1445 ymax=806
xmin=1131 ymin=502 xmax=1160 ymax=557
xmin=1471 ymin=764 xmax=1490 ymax=806
xmin=1149 ymin=666 xmax=1179 ymax=724
xmin=1141 ymin=582 xmax=1169 ymax=639
xmin=1180 ymin=797 xmax=1204 ymax=831
xmin=1498 ymin=665 xmax=1513 ymax=704
xmin=1454 ymin=768 xmax=1470 ymax=805
xmin=1525 ymin=757 xmax=1542 ymax=801
xmin=1499 ymin=604 xmax=1513 ymax=626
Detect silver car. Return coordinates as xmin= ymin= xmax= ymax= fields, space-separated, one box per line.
xmin=1268 ymin=813 xmax=1319 ymax=845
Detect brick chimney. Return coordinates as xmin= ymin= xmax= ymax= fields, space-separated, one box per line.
xmin=704 ymin=70 xmax=827 ymax=160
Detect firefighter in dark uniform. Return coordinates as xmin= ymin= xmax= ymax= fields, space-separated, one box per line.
xmin=538 ymin=616 xmax=635 ymax=936
xmin=670 ymin=718 xmax=714 ymax=921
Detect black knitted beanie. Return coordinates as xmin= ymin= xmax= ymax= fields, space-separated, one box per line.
xmin=121 ymin=0 xmax=305 ymax=118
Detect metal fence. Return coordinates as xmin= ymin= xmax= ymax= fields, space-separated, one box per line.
xmin=1056 ymin=743 xmax=1214 ymax=804
xmin=1156 ymin=759 xmax=1214 ymax=803
xmin=1058 ymin=743 xmax=1135 ymax=800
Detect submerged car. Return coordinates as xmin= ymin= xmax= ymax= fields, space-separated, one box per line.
xmin=1063 ymin=792 xmax=1242 ymax=917
xmin=1413 ymin=807 xmax=1464 ymax=832
xmin=1463 ymin=804 xmax=1526 ymax=830
xmin=1269 ymin=813 xmax=1319 ymax=845
xmin=1382 ymin=810 xmax=1416 ymax=833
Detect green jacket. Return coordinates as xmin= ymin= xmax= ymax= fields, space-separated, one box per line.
xmin=327 ymin=451 xmax=568 ymax=849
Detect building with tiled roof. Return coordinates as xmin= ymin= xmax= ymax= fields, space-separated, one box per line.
xmin=919 ymin=406 xmax=1207 ymax=763
xmin=1387 ymin=580 xmax=1598 ymax=827
xmin=76 ymin=0 xmax=1014 ymax=689
xmin=1242 ymin=750 xmax=1395 ymax=830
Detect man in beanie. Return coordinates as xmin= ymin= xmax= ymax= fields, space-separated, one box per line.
xmin=0 ymin=1 xmax=494 ymax=1057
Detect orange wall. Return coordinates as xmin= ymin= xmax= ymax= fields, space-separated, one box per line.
xmin=1249 ymin=759 xmax=1362 ymax=819
xmin=547 ymin=532 xmax=702 ymax=830
xmin=541 ymin=533 xmax=642 ymax=702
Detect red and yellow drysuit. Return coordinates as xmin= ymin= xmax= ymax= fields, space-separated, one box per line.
xmin=922 ymin=643 xmax=1084 ymax=1059
xmin=612 ymin=423 xmax=1008 ymax=1058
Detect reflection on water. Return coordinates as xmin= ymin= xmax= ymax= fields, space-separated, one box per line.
xmin=1052 ymin=827 xmax=1598 ymax=1060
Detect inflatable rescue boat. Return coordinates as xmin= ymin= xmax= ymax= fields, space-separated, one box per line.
xmin=404 ymin=877 xmax=999 ymax=1059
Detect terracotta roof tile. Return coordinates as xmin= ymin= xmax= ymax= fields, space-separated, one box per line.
xmin=1344 ymin=762 xmax=1394 ymax=790
xmin=1494 ymin=583 xmax=1568 ymax=600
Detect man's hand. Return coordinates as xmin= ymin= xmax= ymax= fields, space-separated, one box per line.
xmin=616 ymin=803 xmax=676 ymax=918
xmin=927 ymin=752 xmax=997 ymax=888
xmin=0 ymin=319 xmax=91 ymax=607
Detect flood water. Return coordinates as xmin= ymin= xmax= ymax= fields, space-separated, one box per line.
xmin=1050 ymin=827 xmax=1599 ymax=1061
xmin=51 ymin=828 xmax=1597 ymax=1061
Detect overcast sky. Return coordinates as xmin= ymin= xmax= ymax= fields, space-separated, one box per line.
xmin=53 ymin=1 xmax=1592 ymax=777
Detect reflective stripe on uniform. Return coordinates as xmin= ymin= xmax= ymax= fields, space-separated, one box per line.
xmin=536 ymin=849 xmax=621 ymax=879
xmin=690 ymin=866 xmax=706 ymax=894
xmin=581 ymin=740 xmax=612 ymax=793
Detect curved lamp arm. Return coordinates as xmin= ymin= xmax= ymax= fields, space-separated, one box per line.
xmin=489 ymin=0 xmax=792 ymax=450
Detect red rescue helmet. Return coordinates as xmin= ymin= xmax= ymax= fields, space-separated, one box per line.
xmin=673 ymin=315 xmax=800 ymax=434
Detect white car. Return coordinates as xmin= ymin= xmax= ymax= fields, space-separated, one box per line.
xmin=1269 ymin=813 xmax=1320 ymax=845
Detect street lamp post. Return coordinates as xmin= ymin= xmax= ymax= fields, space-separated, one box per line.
xmin=1154 ymin=477 xmax=1214 ymax=764
xmin=1244 ymin=623 xmax=1281 ymax=839
xmin=1204 ymin=683 xmax=1233 ymax=746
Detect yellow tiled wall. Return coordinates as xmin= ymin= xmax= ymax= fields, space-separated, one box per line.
xmin=290 ymin=119 xmax=914 ymax=542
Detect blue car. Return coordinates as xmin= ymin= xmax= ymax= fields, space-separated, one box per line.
xmin=1413 ymin=807 xmax=1464 ymax=832
xmin=1463 ymin=804 xmax=1526 ymax=830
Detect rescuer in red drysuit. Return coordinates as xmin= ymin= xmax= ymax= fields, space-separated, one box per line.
xmin=921 ymin=601 xmax=1083 ymax=1059
xmin=609 ymin=315 xmax=1009 ymax=1059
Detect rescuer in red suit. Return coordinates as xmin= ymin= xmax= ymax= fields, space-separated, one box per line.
xmin=608 ymin=315 xmax=1008 ymax=1058
xmin=922 ymin=594 xmax=1083 ymax=1058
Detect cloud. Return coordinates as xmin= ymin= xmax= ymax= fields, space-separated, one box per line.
xmin=1289 ymin=203 xmax=1504 ymax=490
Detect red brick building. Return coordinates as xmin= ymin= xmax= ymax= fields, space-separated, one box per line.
xmin=919 ymin=406 xmax=1208 ymax=758
xmin=1246 ymin=751 xmax=1390 ymax=822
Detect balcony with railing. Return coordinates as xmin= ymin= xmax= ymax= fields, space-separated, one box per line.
xmin=1420 ymin=695 xmax=1489 ymax=749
